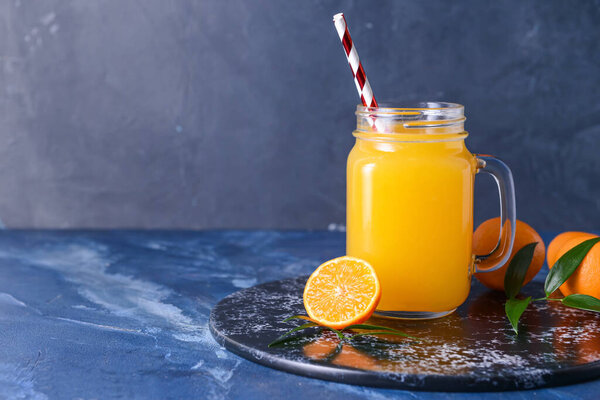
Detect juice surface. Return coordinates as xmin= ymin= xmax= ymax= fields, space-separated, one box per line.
xmin=346 ymin=131 xmax=477 ymax=312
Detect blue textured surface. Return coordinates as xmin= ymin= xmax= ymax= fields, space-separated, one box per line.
xmin=1 ymin=1 xmax=600 ymax=229
xmin=0 ymin=229 xmax=599 ymax=399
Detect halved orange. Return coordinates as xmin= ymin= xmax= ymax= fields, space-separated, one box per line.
xmin=303 ymin=256 xmax=381 ymax=329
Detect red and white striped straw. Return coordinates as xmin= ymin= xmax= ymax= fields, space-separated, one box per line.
xmin=333 ymin=13 xmax=378 ymax=109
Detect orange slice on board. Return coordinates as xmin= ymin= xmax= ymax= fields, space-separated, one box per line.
xmin=303 ymin=256 xmax=381 ymax=329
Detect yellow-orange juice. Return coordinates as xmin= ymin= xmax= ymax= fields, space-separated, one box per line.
xmin=346 ymin=103 xmax=516 ymax=318
xmin=347 ymin=131 xmax=477 ymax=313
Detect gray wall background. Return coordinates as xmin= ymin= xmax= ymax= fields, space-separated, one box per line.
xmin=1 ymin=0 xmax=599 ymax=229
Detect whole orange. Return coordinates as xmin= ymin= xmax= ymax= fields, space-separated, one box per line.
xmin=552 ymin=235 xmax=600 ymax=297
xmin=473 ymin=218 xmax=546 ymax=291
xmin=547 ymin=231 xmax=598 ymax=268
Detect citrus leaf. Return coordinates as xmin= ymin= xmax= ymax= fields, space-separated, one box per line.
xmin=278 ymin=317 xmax=417 ymax=343
xmin=343 ymin=324 xmax=419 ymax=340
xmin=505 ymin=297 xmax=531 ymax=334
xmin=504 ymin=242 xmax=538 ymax=299
xmin=545 ymin=237 xmax=600 ymax=296
xmin=323 ymin=326 xmax=344 ymax=340
xmin=281 ymin=316 xmax=347 ymax=339
xmin=268 ymin=322 xmax=318 ymax=347
xmin=343 ymin=324 xmax=403 ymax=333
xmin=350 ymin=331 xmax=420 ymax=341
xmin=282 ymin=315 xmax=316 ymax=323
xmin=561 ymin=294 xmax=600 ymax=312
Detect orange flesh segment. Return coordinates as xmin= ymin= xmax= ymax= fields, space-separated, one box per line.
xmin=303 ymin=256 xmax=380 ymax=329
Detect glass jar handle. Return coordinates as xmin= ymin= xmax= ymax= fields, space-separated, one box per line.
xmin=474 ymin=155 xmax=517 ymax=273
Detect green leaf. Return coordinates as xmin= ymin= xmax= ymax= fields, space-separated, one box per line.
xmin=505 ymin=297 xmax=531 ymax=334
xmin=275 ymin=316 xmax=418 ymax=344
xmin=343 ymin=324 xmax=419 ymax=340
xmin=281 ymin=316 xmax=345 ymax=340
xmin=268 ymin=322 xmax=318 ymax=347
xmin=504 ymin=242 xmax=538 ymax=299
xmin=282 ymin=315 xmax=315 ymax=323
xmin=544 ymin=237 xmax=600 ymax=296
xmin=349 ymin=331 xmax=419 ymax=340
xmin=343 ymin=324 xmax=403 ymax=332
xmin=323 ymin=326 xmax=344 ymax=340
xmin=561 ymin=294 xmax=600 ymax=312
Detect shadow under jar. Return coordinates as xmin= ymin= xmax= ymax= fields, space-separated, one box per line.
xmin=346 ymin=102 xmax=516 ymax=319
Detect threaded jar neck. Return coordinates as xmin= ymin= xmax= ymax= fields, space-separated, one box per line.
xmin=355 ymin=102 xmax=467 ymax=142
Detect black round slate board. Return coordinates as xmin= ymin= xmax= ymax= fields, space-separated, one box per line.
xmin=209 ymin=276 xmax=600 ymax=391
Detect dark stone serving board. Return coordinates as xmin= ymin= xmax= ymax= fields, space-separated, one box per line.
xmin=209 ymin=276 xmax=600 ymax=392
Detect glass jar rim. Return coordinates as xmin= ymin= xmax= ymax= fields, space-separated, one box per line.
xmin=354 ymin=101 xmax=466 ymax=140
xmin=356 ymin=102 xmax=464 ymax=118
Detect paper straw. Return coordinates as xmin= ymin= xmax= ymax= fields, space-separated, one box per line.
xmin=333 ymin=13 xmax=378 ymax=108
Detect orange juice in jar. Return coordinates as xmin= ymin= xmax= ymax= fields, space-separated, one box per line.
xmin=346 ymin=103 xmax=516 ymax=319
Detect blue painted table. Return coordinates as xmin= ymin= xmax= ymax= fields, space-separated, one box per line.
xmin=0 ymin=230 xmax=597 ymax=399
